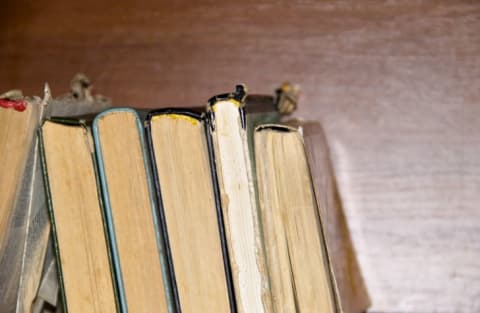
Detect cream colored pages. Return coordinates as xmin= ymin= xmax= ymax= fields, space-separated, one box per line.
xmin=210 ymin=101 xmax=271 ymax=313
xmin=0 ymin=104 xmax=36 ymax=251
xmin=96 ymin=111 xmax=168 ymax=313
xmin=255 ymin=127 xmax=336 ymax=313
xmin=42 ymin=121 xmax=116 ymax=313
xmin=151 ymin=114 xmax=230 ymax=312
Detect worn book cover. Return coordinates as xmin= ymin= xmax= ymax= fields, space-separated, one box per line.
xmin=145 ymin=109 xmax=235 ymax=313
xmin=254 ymin=123 xmax=342 ymax=313
xmin=35 ymin=77 xmax=111 ymax=313
xmin=205 ymin=86 xmax=279 ymax=313
xmin=93 ymin=108 xmax=174 ymax=313
xmin=40 ymin=117 xmax=118 ymax=313
xmin=0 ymin=92 xmax=44 ymax=313
xmin=1 ymin=75 xmax=111 ymax=313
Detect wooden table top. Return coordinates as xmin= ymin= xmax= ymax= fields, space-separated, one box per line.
xmin=1 ymin=1 xmax=479 ymax=312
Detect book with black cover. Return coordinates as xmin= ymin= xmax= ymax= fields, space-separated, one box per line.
xmin=145 ymin=108 xmax=234 ymax=313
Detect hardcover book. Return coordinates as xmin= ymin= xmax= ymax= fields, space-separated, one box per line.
xmin=146 ymin=109 xmax=234 ymax=313
xmin=206 ymin=86 xmax=274 ymax=313
xmin=2 ymin=79 xmax=369 ymax=313
xmin=0 ymin=92 xmax=43 ymax=313
xmin=33 ymin=76 xmax=111 ymax=313
xmin=254 ymin=124 xmax=341 ymax=313
xmin=40 ymin=117 xmax=118 ymax=313
xmin=1 ymin=75 xmax=112 ymax=313
xmin=93 ymin=108 xmax=174 ymax=313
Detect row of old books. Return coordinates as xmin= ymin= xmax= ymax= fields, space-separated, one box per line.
xmin=0 ymin=75 xmax=370 ymax=313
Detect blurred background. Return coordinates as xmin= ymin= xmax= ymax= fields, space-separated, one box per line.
xmin=1 ymin=1 xmax=479 ymax=312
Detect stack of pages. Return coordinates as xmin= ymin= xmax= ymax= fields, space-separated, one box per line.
xmin=0 ymin=76 xmax=370 ymax=313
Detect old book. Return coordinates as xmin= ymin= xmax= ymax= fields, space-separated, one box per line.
xmin=0 ymin=92 xmax=43 ymax=312
xmin=40 ymin=118 xmax=118 ymax=312
xmin=31 ymin=77 xmax=111 ymax=313
xmin=14 ymin=76 xmax=111 ymax=313
xmin=146 ymin=109 xmax=234 ymax=313
xmin=0 ymin=93 xmax=36 ymax=250
xmin=93 ymin=108 xmax=173 ymax=313
xmin=254 ymin=124 xmax=341 ymax=313
xmin=296 ymin=121 xmax=371 ymax=313
xmin=206 ymin=86 xmax=273 ymax=313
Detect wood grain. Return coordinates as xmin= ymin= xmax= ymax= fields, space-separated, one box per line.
xmin=0 ymin=1 xmax=478 ymax=312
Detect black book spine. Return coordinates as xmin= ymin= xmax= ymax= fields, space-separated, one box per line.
xmin=144 ymin=111 xmax=182 ymax=313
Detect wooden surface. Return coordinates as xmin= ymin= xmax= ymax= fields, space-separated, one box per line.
xmin=1 ymin=1 xmax=479 ymax=312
